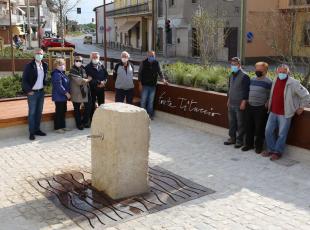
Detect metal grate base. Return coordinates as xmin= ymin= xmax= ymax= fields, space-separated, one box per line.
xmin=34 ymin=167 xmax=215 ymax=228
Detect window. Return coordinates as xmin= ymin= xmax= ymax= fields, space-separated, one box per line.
xmin=192 ymin=0 xmax=197 ymax=3
xmin=158 ymin=0 xmax=163 ymax=17
xmin=304 ymin=23 xmax=310 ymax=46
xmin=166 ymin=29 xmax=172 ymax=44
xmin=169 ymin=0 xmax=174 ymax=7
xmin=290 ymin=0 xmax=310 ymax=5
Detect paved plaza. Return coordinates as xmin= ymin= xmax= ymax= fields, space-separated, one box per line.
xmin=1 ymin=117 xmax=310 ymax=229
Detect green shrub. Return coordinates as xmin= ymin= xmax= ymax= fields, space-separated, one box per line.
xmin=0 ymin=74 xmax=52 ymax=98
xmin=0 ymin=47 xmax=49 ymax=59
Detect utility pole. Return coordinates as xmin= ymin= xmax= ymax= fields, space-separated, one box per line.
xmin=103 ymin=0 xmax=107 ymax=68
xmin=240 ymin=0 xmax=246 ymax=65
xmin=152 ymin=0 xmax=156 ymax=51
xmin=8 ymin=0 xmax=15 ymax=74
xmin=26 ymin=0 xmax=32 ymax=49
xmin=37 ymin=0 xmax=40 ymax=48
xmin=164 ymin=0 xmax=167 ymax=57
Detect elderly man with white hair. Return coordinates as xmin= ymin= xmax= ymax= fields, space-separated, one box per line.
xmin=262 ymin=64 xmax=310 ymax=161
xmin=112 ymin=51 xmax=135 ymax=104
xmin=85 ymin=52 xmax=108 ymax=120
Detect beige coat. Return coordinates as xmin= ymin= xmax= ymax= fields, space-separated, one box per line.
xmin=69 ymin=66 xmax=89 ymax=103
xmin=268 ymin=77 xmax=310 ymax=118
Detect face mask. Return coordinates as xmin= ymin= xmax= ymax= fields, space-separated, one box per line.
xmin=58 ymin=65 xmax=65 ymax=72
xmin=75 ymin=61 xmax=82 ymax=68
xmin=35 ymin=54 xmax=43 ymax=61
xmin=92 ymin=59 xmax=100 ymax=64
xmin=255 ymin=71 xmax=264 ymax=77
xmin=148 ymin=56 xmax=155 ymax=62
xmin=121 ymin=58 xmax=128 ymax=63
xmin=231 ymin=65 xmax=239 ymax=73
xmin=278 ymin=73 xmax=288 ymax=80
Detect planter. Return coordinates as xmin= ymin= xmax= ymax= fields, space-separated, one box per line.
xmin=154 ymin=83 xmax=310 ymax=150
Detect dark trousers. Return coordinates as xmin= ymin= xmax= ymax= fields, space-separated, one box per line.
xmin=54 ymin=101 xmax=67 ymax=130
xmin=245 ymin=105 xmax=268 ymax=149
xmin=115 ymin=88 xmax=134 ymax=104
xmin=90 ymin=89 xmax=105 ymax=119
xmin=73 ymin=101 xmax=91 ymax=128
xmin=27 ymin=90 xmax=44 ymax=134
xmin=228 ymin=105 xmax=246 ymax=145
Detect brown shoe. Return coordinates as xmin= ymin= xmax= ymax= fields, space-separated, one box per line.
xmin=261 ymin=151 xmax=272 ymax=157
xmin=270 ymin=153 xmax=282 ymax=161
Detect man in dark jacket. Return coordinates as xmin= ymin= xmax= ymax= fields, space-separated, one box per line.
xmin=22 ymin=48 xmax=48 ymax=140
xmin=138 ymin=51 xmax=167 ymax=119
xmin=224 ymin=57 xmax=250 ymax=148
xmin=85 ymin=52 xmax=108 ymax=120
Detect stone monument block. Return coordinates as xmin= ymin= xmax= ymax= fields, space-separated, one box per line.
xmin=91 ymin=103 xmax=150 ymax=199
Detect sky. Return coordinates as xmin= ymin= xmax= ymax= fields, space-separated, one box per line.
xmin=67 ymin=0 xmax=113 ymax=24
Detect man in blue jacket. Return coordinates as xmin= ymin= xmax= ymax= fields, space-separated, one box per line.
xmin=22 ymin=48 xmax=48 ymax=140
xmin=85 ymin=52 xmax=108 ymax=120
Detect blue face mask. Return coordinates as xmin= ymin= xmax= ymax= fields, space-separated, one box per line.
xmin=278 ymin=73 xmax=288 ymax=80
xmin=35 ymin=54 xmax=43 ymax=62
xmin=148 ymin=56 xmax=155 ymax=62
xmin=231 ymin=65 xmax=239 ymax=73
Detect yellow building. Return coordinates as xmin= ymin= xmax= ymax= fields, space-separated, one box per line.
xmin=107 ymin=0 xmax=153 ymax=52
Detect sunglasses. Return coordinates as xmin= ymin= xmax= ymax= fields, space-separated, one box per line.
xmin=75 ymin=60 xmax=83 ymax=63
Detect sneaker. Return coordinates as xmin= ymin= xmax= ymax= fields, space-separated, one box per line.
xmin=55 ymin=129 xmax=65 ymax=134
xmin=241 ymin=146 xmax=253 ymax=152
xmin=62 ymin=128 xmax=72 ymax=131
xmin=77 ymin=126 xmax=84 ymax=130
xmin=35 ymin=130 xmax=46 ymax=136
xmin=29 ymin=134 xmax=35 ymax=140
xmin=270 ymin=153 xmax=282 ymax=161
xmin=261 ymin=151 xmax=272 ymax=157
xmin=224 ymin=138 xmax=236 ymax=145
xmin=83 ymin=123 xmax=91 ymax=128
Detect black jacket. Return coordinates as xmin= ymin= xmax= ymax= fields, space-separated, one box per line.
xmin=22 ymin=59 xmax=48 ymax=93
xmin=85 ymin=62 xmax=108 ymax=91
xmin=138 ymin=59 xmax=164 ymax=86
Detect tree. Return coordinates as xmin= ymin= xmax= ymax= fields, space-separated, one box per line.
xmin=192 ymin=7 xmax=230 ymax=66
xmin=46 ymin=0 xmax=81 ymax=39
xmin=252 ymin=7 xmax=310 ymax=88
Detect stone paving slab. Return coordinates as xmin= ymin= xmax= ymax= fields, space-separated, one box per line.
xmin=1 ymin=118 xmax=310 ymax=229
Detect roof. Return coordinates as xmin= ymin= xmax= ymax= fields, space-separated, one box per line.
xmin=93 ymin=2 xmax=114 ymax=11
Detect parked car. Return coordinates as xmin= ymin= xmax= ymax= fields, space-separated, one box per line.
xmin=83 ymin=36 xmax=92 ymax=44
xmin=41 ymin=38 xmax=76 ymax=50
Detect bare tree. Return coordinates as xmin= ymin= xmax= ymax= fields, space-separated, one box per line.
xmin=192 ymin=6 xmax=230 ymax=66
xmin=46 ymin=0 xmax=81 ymax=39
xmin=252 ymin=6 xmax=310 ymax=88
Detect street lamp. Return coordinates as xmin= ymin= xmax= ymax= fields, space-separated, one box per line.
xmin=8 ymin=0 xmax=15 ymax=74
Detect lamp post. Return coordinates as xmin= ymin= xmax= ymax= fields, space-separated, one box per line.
xmin=152 ymin=0 xmax=156 ymax=51
xmin=8 ymin=0 xmax=15 ymax=74
xmin=240 ymin=0 xmax=246 ymax=64
xmin=37 ymin=0 xmax=40 ymax=48
xmin=103 ymin=0 xmax=107 ymax=68
xmin=164 ymin=0 xmax=167 ymax=57
xmin=26 ymin=0 xmax=32 ymax=49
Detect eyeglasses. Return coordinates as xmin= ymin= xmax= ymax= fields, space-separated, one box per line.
xmin=75 ymin=60 xmax=83 ymax=63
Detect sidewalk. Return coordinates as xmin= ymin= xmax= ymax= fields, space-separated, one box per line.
xmin=1 ymin=113 xmax=310 ymax=229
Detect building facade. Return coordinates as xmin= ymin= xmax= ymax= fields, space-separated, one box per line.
xmin=106 ymin=0 xmax=153 ymax=52
xmin=157 ymin=0 xmax=241 ymax=60
xmin=0 ymin=0 xmax=25 ymax=44
xmin=94 ymin=2 xmax=115 ymax=44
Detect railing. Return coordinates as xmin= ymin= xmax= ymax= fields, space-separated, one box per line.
xmin=106 ymin=3 xmax=151 ymax=17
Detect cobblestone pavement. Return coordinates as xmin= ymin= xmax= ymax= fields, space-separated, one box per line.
xmin=1 ymin=118 xmax=310 ymax=230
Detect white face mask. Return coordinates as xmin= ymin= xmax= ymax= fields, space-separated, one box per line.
xmin=75 ymin=61 xmax=82 ymax=68
xmin=92 ymin=58 xmax=100 ymax=64
xmin=58 ymin=65 xmax=65 ymax=72
xmin=121 ymin=58 xmax=128 ymax=63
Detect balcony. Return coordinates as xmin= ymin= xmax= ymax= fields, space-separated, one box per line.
xmin=279 ymin=0 xmax=310 ymax=9
xmin=106 ymin=3 xmax=151 ymax=17
xmin=0 ymin=13 xmax=24 ymax=25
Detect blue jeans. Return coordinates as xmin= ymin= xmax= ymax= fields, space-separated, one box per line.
xmin=27 ymin=90 xmax=45 ymax=134
xmin=140 ymin=86 xmax=156 ymax=117
xmin=265 ymin=112 xmax=292 ymax=155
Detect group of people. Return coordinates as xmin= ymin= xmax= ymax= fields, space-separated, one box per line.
xmin=225 ymin=57 xmax=310 ymax=161
xmin=22 ymin=48 xmax=166 ymax=140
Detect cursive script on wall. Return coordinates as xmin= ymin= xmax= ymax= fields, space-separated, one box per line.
xmin=158 ymin=92 xmax=221 ymax=117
